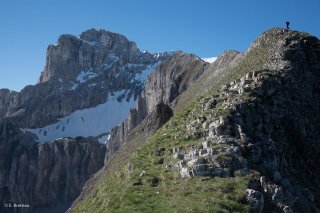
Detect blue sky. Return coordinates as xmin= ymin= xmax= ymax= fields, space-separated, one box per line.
xmin=1 ymin=0 xmax=319 ymax=91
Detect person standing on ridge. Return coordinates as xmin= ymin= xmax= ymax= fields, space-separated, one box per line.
xmin=286 ymin=21 xmax=290 ymax=29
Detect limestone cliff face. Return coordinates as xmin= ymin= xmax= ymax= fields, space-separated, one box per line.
xmin=143 ymin=52 xmax=207 ymax=113
xmin=105 ymin=52 xmax=208 ymax=163
xmin=170 ymin=50 xmax=241 ymax=111
xmin=1 ymin=29 xmax=170 ymax=129
xmin=39 ymin=29 xmax=139 ymax=83
xmin=0 ymin=119 xmax=106 ymax=213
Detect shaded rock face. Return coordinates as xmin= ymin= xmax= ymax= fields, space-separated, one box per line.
xmin=0 ymin=119 xmax=106 ymax=213
xmin=245 ymin=189 xmax=264 ymax=213
xmin=171 ymin=29 xmax=320 ymax=212
xmin=0 ymin=89 xmax=18 ymax=118
xmin=105 ymin=52 xmax=207 ymax=164
xmin=1 ymin=29 xmax=170 ymax=128
xmin=105 ymin=103 xmax=173 ymax=163
xmin=142 ymin=103 xmax=173 ymax=133
xmin=208 ymin=50 xmax=240 ymax=71
xmin=143 ymin=52 xmax=208 ymax=113
xmin=170 ymin=50 xmax=241 ymax=112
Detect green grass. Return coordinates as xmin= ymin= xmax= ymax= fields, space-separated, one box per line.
xmin=73 ymin=99 xmax=250 ymax=212
xmin=75 ymin=163 xmax=249 ymax=213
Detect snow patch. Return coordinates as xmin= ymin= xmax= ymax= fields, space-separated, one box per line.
xmin=101 ymin=52 xmax=120 ymax=70
xmin=134 ymin=62 xmax=160 ymax=83
xmin=102 ymin=63 xmax=113 ymax=70
xmin=76 ymin=71 xmax=98 ymax=83
xmin=126 ymin=63 xmax=144 ymax=69
xmin=69 ymin=71 xmax=98 ymax=90
xmin=21 ymin=92 xmax=135 ymax=143
xmin=82 ymin=40 xmax=99 ymax=46
xmin=108 ymin=52 xmax=119 ymax=62
xmin=70 ymin=81 xmax=79 ymax=90
xmin=59 ymin=78 xmax=64 ymax=91
xmin=98 ymin=134 xmax=110 ymax=144
xmin=201 ymin=57 xmax=217 ymax=63
xmin=154 ymin=52 xmax=161 ymax=59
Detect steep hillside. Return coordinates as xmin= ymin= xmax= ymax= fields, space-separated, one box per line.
xmin=105 ymin=52 xmax=208 ymax=164
xmin=172 ymin=50 xmax=240 ymax=112
xmin=71 ymin=28 xmax=320 ymax=212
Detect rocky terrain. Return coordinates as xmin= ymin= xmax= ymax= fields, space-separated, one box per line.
xmin=1 ymin=27 xmax=319 ymax=213
xmin=0 ymin=118 xmax=106 ymax=213
xmin=0 ymin=29 xmax=196 ymax=212
xmin=70 ymin=28 xmax=320 ymax=213
xmin=105 ymin=51 xmax=208 ymax=164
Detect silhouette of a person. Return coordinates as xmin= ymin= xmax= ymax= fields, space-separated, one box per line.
xmin=286 ymin=21 xmax=290 ymax=29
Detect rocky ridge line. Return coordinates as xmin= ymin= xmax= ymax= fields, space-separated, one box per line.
xmin=168 ymin=28 xmax=320 ymax=212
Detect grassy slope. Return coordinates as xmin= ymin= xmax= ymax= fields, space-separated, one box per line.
xmin=72 ymin=28 xmax=310 ymax=212
xmin=74 ymin=106 xmax=250 ymax=212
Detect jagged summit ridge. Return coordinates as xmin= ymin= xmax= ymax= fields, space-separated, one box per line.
xmin=79 ymin=28 xmax=133 ymax=46
xmin=0 ymin=28 xmax=173 ymax=130
xmin=39 ymin=28 xmax=170 ymax=85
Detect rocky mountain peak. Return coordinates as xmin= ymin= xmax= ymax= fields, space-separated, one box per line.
xmin=79 ymin=28 xmax=136 ymax=49
xmin=247 ymin=28 xmax=319 ymax=62
xmin=38 ymin=28 xmax=169 ymax=86
xmin=1 ymin=28 xmax=172 ymax=133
